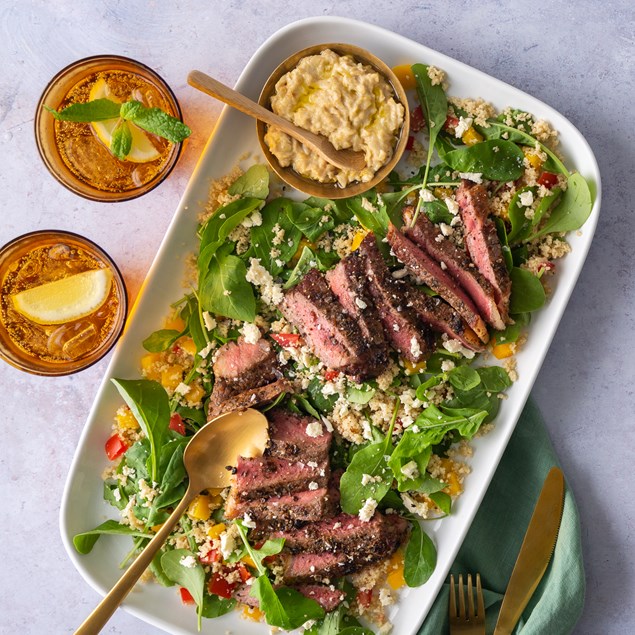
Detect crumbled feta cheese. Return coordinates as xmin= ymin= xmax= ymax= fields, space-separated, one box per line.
xmin=441 ymin=360 xmax=455 ymax=372
xmin=202 ymin=311 xmax=217 ymax=331
xmin=199 ymin=340 xmax=215 ymax=359
xmin=360 ymin=197 xmax=378 ymax=213
xmin=112 ymin=488 xmax=122 ymax=502
xmin=458 ymin=171 xmax=483 ymax=184
xmin=321 ymin=416 xmax=334 ymax=432
xmin=358 ymin=498 xmax=378 ymax=522
xmin=241 ymin=323 xmax=261 ymax=344
xmin=444 ymin=197 xmax=459 ymax=216
xmin=305 ymin=422 xmax=324 ymax=438
xmin=392 ymin=268 xmax=409 ymax=279
xmin=519 ymin=190 xmax=534 ymax=207
xmin=355 ymin=296 xmax=367 ymax=310
xmin=307 ymin=461 xmax=318 ymax=468
xmin=219 ymin=529 xmax=236 ymax=559
xmin=246 ymin=258 xmax=283 ymax=306
xmin=410 ymin=336 xmax=421 ymax=358
xmin=454 ymin=116 xmax=473 ymax=138
xmin=419 ymin=188 xmax=436 ymax=202
xmin=379 ymin=587 xmax=395 ymax=607
xmin=308 ymin=481 xmax=319 ymax=491
xmin=401 ymin=460 xmax=420 ymax=480
xmin=440 ymin=261 xmax=448 ymax=270
xmin=174 ymin=382 xmax=191 ymax=396
xmin=180 ymin=555 xmax=197 ymax=568
xmin=241 ymin=210 xmax=262 ymax=227
xmin=243 ymin=513 xmax=256 ymax=529
xmin=442 ymin=338 xmax=476 ymax=359
xmin=439 ymin=222 xmax=454 ymax=236
xmin=401 ymin=492 xmax=429 ymax=517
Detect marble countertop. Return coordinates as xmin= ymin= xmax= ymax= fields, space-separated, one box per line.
xmin=1 ymin=1 xmax=633 ymax=633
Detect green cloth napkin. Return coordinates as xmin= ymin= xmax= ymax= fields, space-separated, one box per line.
xmin=419 ymin=398 xmax=585 ymax=634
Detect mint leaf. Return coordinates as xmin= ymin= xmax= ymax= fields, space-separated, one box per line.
xmin=228 ymin=164 xmax=269 ymax=199
xmin=44 ymin=98 xmax=122 ymax=122
xmin=110 ymin=119 xmax=132 ymax=160
xmin=121 ymin=99 xmax=191 ymax=142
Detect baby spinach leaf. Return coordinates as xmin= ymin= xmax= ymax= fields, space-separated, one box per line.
xmin=429 ymin=491 xmax=452 ymax=515
xmin=176 ymin=404 xmax=206 ymax=427
xmin=346 ymin=195 xmax=390 ymax=237
xmin=533 ymin=173 xmax=592 ymax=238
xmin=531 ymin=187 xmax=562 ymax=230
xmin=199 ymin=243 xmax=256 ymax=322
xmin=161 ymin=549 xmax=205 ymax=626
xmin=404 ymin=520 xmax=436 ymax=586
xmin=287 ymin=201 xmax=334 ymax=242
xmin=340 ymin=440 xmax=394 ymax=514
xmin=111 ymin=378 xmax=170 ymax=482
xmin=142 ymin=328 xmax=181 ymax=353
xmin=201 ymin=594 xmax=236 ymax=618
xmin=423 ymin=200 xmax=454 ymax=225
xmin=507 ymin=186 xmax=538 ymax=243
xmin=103 ymin=481 xmax=127 ymax=510
xmin=509 ymin=267 xmax=546 ymax=312
xmin=389 ymin=430 xmax=433 ymax=492
xmin=495 ymin=312 xmax=530 ymax=344
xmin=412 ymin=63 xmax=448 ymax=185
xmin=477 ymin=366 xmax=512 ymax=392
xmin=73 ymin=520 xmax=152 ymax=554
xmin=307 ymin=378 xmax=338 ymax=414
xmin=187 ymin=301 xmax=208 ymax=352
xmin=337 ymin=628 xmax=375 ymax=635
xmin=153 ymin=442 xmax=187 ymax=509
xmin=233 ymin=519 xmax=285 ymax=570
xmin=198 ymin=197 xmax=262 ymax=269
xmin=447 ymin=366 xmax=481 ymax=391
xmin=250 ymin=577 xmax=325 ymax=629
xmin=346 ymin=384 xmax=376 ymax=405
xmin=249 ymin=198 xmax=301 ymax=276
xmin=303 ymin=196 xmax=353 ymax=224
xmin=123 ymin=439 xmax=151 ymax=480
xmin=442 ymin=140 xmax=524 ymax=181
xmin=228 ymin=164 xmax=269 ymax=199
xmin=284 ymin=246 xmax=318 ymax=289
xmin=415 ymin=405 xmax=488 ymax=445
xmin=150 ymin=548 xmax=176 ymax=587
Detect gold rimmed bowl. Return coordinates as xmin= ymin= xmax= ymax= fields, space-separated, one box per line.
xmin=257 ymin=43 xmax=410 ymax=199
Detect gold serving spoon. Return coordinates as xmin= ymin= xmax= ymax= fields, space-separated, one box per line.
xmin=187 ymin=70 xmax=367 ymax=172
xmin=74 ymin=408 xmax=269 ymax=635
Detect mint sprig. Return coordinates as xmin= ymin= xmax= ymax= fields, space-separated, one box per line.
xmin=46 ymin=97 xmax=191 ymax=160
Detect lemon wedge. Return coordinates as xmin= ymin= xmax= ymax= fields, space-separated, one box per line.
xmin=12 ymin=269 xmax=113 ymax=325
xmin=89 ymin=78 xmax=161 ymax=163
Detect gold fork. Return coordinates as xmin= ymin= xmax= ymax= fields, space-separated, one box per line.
xmin=449 ymin=573 xmax=486 ymax=634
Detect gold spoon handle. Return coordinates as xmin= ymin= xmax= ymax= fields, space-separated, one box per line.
xmin=74 ymin=486 xmax=199 ymax=635
xmin=187 ymin=70 xmax=365 ymax=171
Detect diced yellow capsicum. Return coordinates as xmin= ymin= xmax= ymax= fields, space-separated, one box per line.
xmin=186 ymin=383 xmax=206 ymax=406
xmin=115 ymin=407 xmax=139 ymax=431
xmin=176 ymin=336 xmax=197 ymax=356
xmin=461 ymin=126 xmax=483 ymax=146
xmin=391 ymin=64 xmax=417 ymax=90
xmin=164 ymin=315 xmax=186 ymax=332
xmin=439 ymin=458 xmax=462 ymax=496
xmin=387 ymin=550 xmax=406 ymax=589
xmin=523 ymin=147 xmax=543 ymax=170
xmin=404 ymin=359 xmax=427 ymax=375
xmin=140 ymin=352 xmax=163 ymax=381
xmin=161 ymin=364 xmax=185 ymax=391
xmin=207 ymin=522 xmax=226 ymax=540
xmin=188 ymin=494 xmax=212 ymax=521
xmin=351 ymin=229 xmax=368 ymax=251
xmin=291 ymin=237 xmax=317 ymax=263
xmin=241 ymin=605 xmax=264 ymax=621
xmin=492 ymin=342 xmax=514 ymax=359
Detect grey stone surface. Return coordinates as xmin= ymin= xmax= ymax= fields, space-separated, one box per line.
xmin=0 ymin=1 xmax=633 ymax=633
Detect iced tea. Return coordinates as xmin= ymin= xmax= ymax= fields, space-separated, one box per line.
xmin=0 ymin=231 xmax=127 ymax=375
xmin=35 ymin=56 xmax=183 ymax=202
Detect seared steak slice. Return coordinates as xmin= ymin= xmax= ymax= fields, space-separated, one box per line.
xmin=224 ymin=486 xmax=331 ymax=523
xmin=266 ymin=409 xmax=331 ymax=463
xmin=208 ymin=338 xmax=291 ymax=418
xmin=358 ymin=234 xmax=435 ymax=363
xmin=230 ymin=455 xmax=329 ymax=502
xmin=282 ymin=551 xmax=351 ymax=584
xmin=456 ymin=180 xmax=511 ymax=321
xmin=280 ymin=268 xmax=382 ymax=380
xmin=386 ymin=224 xmax=489 ymax=343
xmin=271 ymin=511 xmax=409 ymax=555
xmin=326 ymin=253 xmax=388 ymax=364
xmin=403 ymin=206 xmax=505 ymax=330
xmin=405 ymin=288 xmax=484 ymax=352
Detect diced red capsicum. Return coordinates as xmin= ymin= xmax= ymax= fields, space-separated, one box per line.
xmin=357 ymin=588 xmax=373 ymax=608
xmin=105 ymin=433 xmax=128 ymax=461
xmin=410 ymin=105 xmax=425 ymax=132
xmin=208 ymin=572 xmax=238 ymax=599
xmin=405 ymin=135 xmax=415 ymax=151
xmin=323 ymin=369 xmax=340 ymax=381
xmin=443 ymin=115 xmax=459 ymax=131
xmin=237 ymin=563 xmax=253 ymax=583
xmin=199 ymin=548 xmax=222 ymax=565
xmin=169 ymin=412 xmax=186 ymax=435
xmin=179 ymin=587 xmax=196 ymax=605
xmin=537 ymin=172 xmax=559 ymax=189
xmin=270 ymin=333 xmax=303 ymax=348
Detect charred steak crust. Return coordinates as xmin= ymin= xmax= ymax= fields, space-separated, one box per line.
xmin=402 ymin=206 xmax=505 ymax=330
xmin=326 ymin=253 xmax=388 ymax=366
xmin=266 ymin=409 xmax=332 ymax=463
xmin=280 ymin=268 xmax=382 ymax=380
xmin=456 ymin=179 xmax=512 ymax=321
xmin=358 ymin=234 xmax=435 ymax=363
xmin=207 ymin=338 xmax=290 ymax=419
xmin=386 ymin=224 xmax=489 ymax=343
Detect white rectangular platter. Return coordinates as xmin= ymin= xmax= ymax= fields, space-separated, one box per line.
xmin=60 ymin=16 xmax=601 ymax=635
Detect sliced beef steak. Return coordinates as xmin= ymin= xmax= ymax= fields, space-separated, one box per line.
xmin=208 ymin=338 xmax=291 ymax=419
xmin=326 ymin=253 xmax=388 ymax=364
xmin=386 ymin=224 xmax=489 ymax=343
xmin=403 ymin=206 xmax=505 ymax=330
xmin=405 ymin=287 xmax=484 ymax=352
xmin=229 ymin=455 xmax=330 ymax=503
xmin=280 ymin=268 xmax=382 ymax=380
xmin=266 ymin=409 xmax=331 ymax=463
xmin=234 ymin=583 xmax=345 ymax=612
xmin=282 ymin=550 xmax=352 ymax=584
xmin=358 ymin=234 xmax=435 ymax=362
xmin=456 ymin=180 xmax=512 ymax=321
xmin=271 ymin=511 xmax=409 ymax=555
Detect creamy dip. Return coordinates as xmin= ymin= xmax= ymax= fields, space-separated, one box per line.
xmin=264 ymin=49 xmax=405 ymax=188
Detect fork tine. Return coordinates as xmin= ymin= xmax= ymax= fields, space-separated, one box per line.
xmin=458 ymin=574 xmax=466 ymax=618
xmin=449 ymin=574 xmax=456 ymax=618
xmin=476 ymin=573 xmax=485 ymax=618
xmin=467 ymin=574 xmax=475 ymax=619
